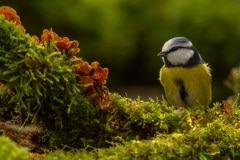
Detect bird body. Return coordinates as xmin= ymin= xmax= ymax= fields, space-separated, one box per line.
xmin=160 ymin=63 xmax=211 ymax=106
xmin=158 ymin=37 xmax=211 ymax=107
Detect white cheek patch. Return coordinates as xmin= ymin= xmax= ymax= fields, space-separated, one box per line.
xmin=167 ymin=49 xmax=194 ymax=66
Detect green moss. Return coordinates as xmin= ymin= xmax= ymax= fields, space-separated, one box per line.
xmin=0 ymin=15 xmax=83 ymax=118
xmin=0 ymin=136 xmax=29 ymax=160
xmin=41 ymin=98 xmax=240 ymax=159
xmin=0 ymin=14 xmax=96 ymax=148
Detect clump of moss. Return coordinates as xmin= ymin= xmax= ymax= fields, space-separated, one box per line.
xmin=105 ymin=93 xmax=195 ymax=141
xmin=41 ymin=99 xmax=240 ymax=159
xmin=0 ymin=136 xmax=29 ymax=160
xmin=0 ymin=6 xmax=109 ymax=149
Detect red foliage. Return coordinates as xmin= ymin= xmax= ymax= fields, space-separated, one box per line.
xmin=0 ymin=6 xmax=25 ymax=32
xmin=91 ymin=61 xmax=109 ymax=86
xmin=41 ymin=29 xmax=59 ymax=43
xmin=73 ymin=57 xmax=109 ymax=107
xmin=56 ymin=37 xmax=71 ymax=52
xmin=36 ymin=29 xmax=80 ymax=55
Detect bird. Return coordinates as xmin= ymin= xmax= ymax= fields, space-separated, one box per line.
xmin=158 ymin=37 xmax=211 ymax=107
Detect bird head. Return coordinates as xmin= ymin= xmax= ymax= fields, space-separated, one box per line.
xmin=158 ymin=37 xmax=204 ymax=67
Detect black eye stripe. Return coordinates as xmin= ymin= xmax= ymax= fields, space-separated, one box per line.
xmin=165 ymin=46 xmax=193 ymax=55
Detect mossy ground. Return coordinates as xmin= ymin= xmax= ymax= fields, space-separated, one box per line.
xmin=1 ymin=94 xmax=240 ymax=159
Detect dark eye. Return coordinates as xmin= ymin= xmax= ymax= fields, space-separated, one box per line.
xmin=169 ymin=46 xmax=179 ymax=52
xmin=168 ymin=46 xmax=193 ymax=53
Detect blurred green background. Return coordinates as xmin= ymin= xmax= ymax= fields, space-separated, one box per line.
xmin=1 ymin=0 xmax=240 ymax=103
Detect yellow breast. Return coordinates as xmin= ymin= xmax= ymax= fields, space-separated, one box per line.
xmin=159 ymin=64 xmax=211 ymax=107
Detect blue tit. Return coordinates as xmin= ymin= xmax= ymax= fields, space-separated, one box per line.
xmin=158 ymin=37 xmax=211 ymax=107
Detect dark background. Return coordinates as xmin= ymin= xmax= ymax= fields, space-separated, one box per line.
xmin=1 ymin=0 xmax=240 ymax=103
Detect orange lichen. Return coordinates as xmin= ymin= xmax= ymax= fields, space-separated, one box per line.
xmin=56 ymin=37 xmax=71 ymax=52
xmin=91 ymin=61 xmax=109 ymax=86
xmin=38 ymin=29 xmax=80 ymax=54
xmin=80 ymin=76 xmax=94 ymax=88
xmin=69 ymin=40 xmax=81 ymax=54
xmin=72 ymin=57 xmax=109 ymax=107
xmin=0 ymin=6 xmax=21 ymax=25
xmin=0 ymin=6 xmax=25 ymax=32
xmin=40 ymin=29 xmax=59 ymax=43
xmin=73 ymin=59 xmax=109 ymax=88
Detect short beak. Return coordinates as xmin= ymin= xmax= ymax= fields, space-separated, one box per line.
xmin=157 ymin=51 xmax=165 ymax=57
